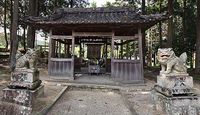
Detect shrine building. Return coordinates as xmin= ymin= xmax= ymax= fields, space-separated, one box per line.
xmin=27 ymin=7 xmax=167 ymax=83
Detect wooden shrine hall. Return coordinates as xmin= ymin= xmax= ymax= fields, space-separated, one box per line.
xmin=27 ymin=7 xmax=167 ymax=83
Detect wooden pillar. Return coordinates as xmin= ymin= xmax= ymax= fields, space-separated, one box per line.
xmin=126 ymin=42 xmax=129 ymax=59
xmin=64 ymin=40 xmax=67 ymax=58
xmin=83 ymin=43 xmax=85 ymax=58
xmin=67 ymin=42 xmax=70 ymax=58
xmin=105 ymin=39 xmax=108 ymax=59
xmin=138 ymin=28 xmax=144 ymax=82
xmin=79 ymin=42 xmax=82 ymax=58
xmin=71 ymin=31 xmax=75 ymax=79
xmin=48 ymin=29 xmax=52 ymax=75
xmin=111 ymin=31 xmax=115 ymax=60
xmin=58 ymin=42 xmax=61 ymax=58
xmin=105 ymin=39 xmax=108 ymax=71
xmin=111 ymin=31 xmax=115 ymax=77
xmin=120 ymin=40 xmax=123 ymax=59
xmin=55 ymin=41 xmax=58 ymax=57
xmin=51 ymin=40 xmax=55 ymax=58
xmin=116 ymin=45 xmax=119 ymax=58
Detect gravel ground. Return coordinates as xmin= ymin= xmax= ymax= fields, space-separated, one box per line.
xmin=122 ymin=90 xmax=164 ymax=115
xmin=47 ymin=89 xmax=132 ymax=115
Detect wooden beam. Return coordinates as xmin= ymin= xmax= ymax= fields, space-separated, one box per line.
xmin=112 ymin=59 xmax=140 ymax=63
xmin=50 ymin=58 xmax=72 ymax=61
xmin=113 ymin=35 xmax=139 ymax=40
xmin=54 ymin=39 xmax=68 ymax=44
xmin=51 ymin=35 xmax=73 ymax=39
xmin=73 ymin=32 xmax=113 ymax=37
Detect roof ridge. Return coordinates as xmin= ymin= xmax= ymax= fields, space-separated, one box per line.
xmin=54 ymin=7 xmax=137 ymax=14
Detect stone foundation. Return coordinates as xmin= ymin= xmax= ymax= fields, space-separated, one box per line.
xmin=152 ymin=90 xmax=200 ymax=115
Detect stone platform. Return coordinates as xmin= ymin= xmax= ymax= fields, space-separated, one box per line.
xmin=152 ymin=90 xmax=200 ymax=115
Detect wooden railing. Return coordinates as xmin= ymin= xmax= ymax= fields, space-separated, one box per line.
xmin=111 ymin=59 xmax=143 ymax=83
xmin=48 ymin=58 xmax=73 ymax=78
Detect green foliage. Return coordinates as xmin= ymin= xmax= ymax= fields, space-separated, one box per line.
xmin=103 ymin=0 xmax=137 ymax=7
xmin=38 ymin=0 xmax=89 ymax=16
xmin=0 ymin=0 xmax=89 ymax=50
xmin=172 ymin=0 xmax=197 ymax=67
xmin=0 ymin=33 xmax=9 ymax=48
xmin=146 ymin=0 xmax=168 ymax=14
xmin=90 ymin=1 xmax=97 ymax=8
xmin=145 ymin=0 xmax=197 ymax=68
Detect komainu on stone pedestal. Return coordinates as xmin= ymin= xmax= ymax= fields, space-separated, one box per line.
xmin=1 ymin=48 xmax=44 ymax=115
xmin=152 ymin=48 xmax=200 ymax=115
xmin=155 ymin=48 xmax=193 ymax=96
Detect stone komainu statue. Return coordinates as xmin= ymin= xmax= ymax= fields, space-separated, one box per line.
xmin=157 ymin=48 xmax=187 ymax=74
xmin=16 ymin=48 xmax=38 ymax=69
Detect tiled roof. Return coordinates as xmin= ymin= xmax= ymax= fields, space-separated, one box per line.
xmin=26 ymin=7 xmax=168 ymax=25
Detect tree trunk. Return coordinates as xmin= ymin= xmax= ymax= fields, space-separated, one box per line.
xmin=9 ymin=0 xmax=13 ymax=44
xmin=10 ymin=0 xmax=19 ymax=71
xmin=183 ymin=0 xmax=187 ymax=53
xmin=27 ymin=0 xmax=38 ymax=48
xmin=195 ymin=0 xmax=200 ymax=73
xmin=159 ymin=0 xmax=162 ymax=47
xmin=4 ymin=0 xmax=8 ymax=49
xmin=142 ymin=0 xmax=146 ymax=66
xmin=70 ymin=0 xmax=74 ymax=8
xmin=23 ymin=27 xmax=26 ymax=51
xmin=167 ymin=0 xmax=173 ymax=47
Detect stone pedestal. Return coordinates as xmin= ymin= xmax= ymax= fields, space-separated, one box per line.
xmin=155 ymin=73 xmax=194 ymax=96
xmin=2 ymin=85 xmax=44 ymax=107
xmin=152 ymin=90 xmax=200 ymax=115
xmin=153 ymin=73 xmax=200 ymax=115
xmin=11 ymin=68 xmax=39 ymax=83
xmin=1 ymin=68 xmax=44 ymax=115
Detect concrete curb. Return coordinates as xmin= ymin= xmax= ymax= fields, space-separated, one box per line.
xmin=35 ymin=86 xmax=68 ymax=115
xmin=120 ymin=90 xmax=138 ymax=115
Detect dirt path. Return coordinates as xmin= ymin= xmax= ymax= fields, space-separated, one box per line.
xmin=47 ymin=89 xmax=132 ymax=115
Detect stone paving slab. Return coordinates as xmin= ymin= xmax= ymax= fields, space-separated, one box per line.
xmin=47 ymin=89 xmax=132 ymax=115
